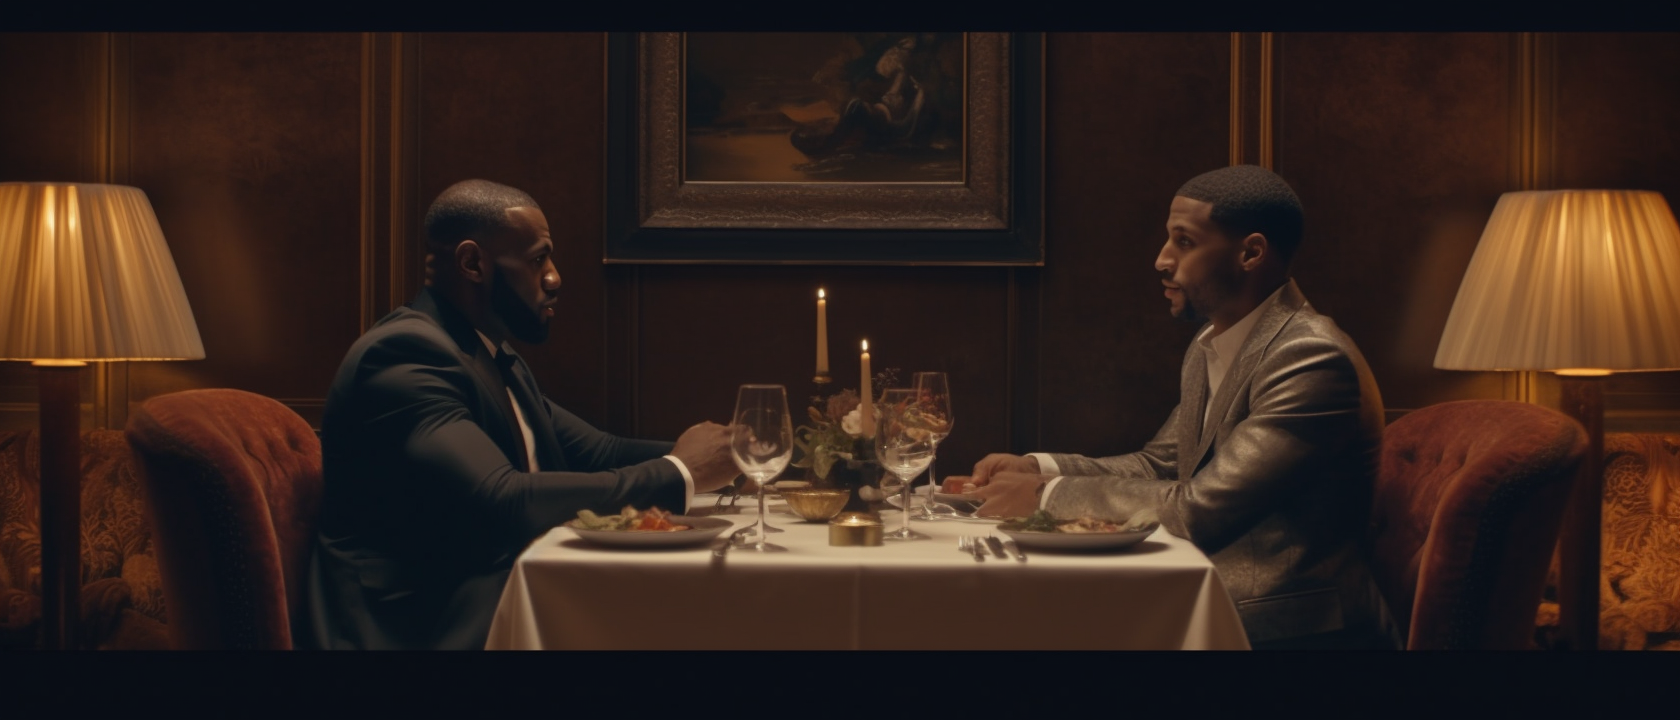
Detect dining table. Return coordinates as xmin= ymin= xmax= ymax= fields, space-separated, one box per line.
xmin=484 ymin=493 xmax=1251 ymax=650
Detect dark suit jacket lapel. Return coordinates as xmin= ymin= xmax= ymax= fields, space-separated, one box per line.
xmin=409 ymin=289 xmax=529 ymax=471
xmin=497 ymin=345 xmax=567 ymax=472
xmin=1188 ymin=280 xmax=1306 ymax=476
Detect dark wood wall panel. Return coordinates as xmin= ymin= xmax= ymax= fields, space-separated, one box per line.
xmin=121 ymin=33 xmax=363 ymax=418
xmin=1035 ymin=33 xmax=1230 ymax=458
xmin=3 ymin=31 xmax=1679 ymax=443
xmin=1274 ymin=32 xmax=1513 ymax=414
xmin=1553 ymin=33 xmax=1680 ymax=427
xmin=416 ymin=32 xmax=612 ymax=427
xmin=0 ymin=34 xmax=103 ymax=181
xmin=634 ymin=265 xmax=1012 ymax=479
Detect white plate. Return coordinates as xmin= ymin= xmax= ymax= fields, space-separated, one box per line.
xmin=996 ymin=523 xmax=1158 ymax=552
xmin=564 ymin=516 xmax=734 ymax=548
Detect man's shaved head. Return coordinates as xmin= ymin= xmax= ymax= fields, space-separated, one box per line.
xmin=423 ymin=179 xmax=540 ymax=255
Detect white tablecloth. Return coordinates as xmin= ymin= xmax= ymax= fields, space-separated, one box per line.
xmin=485 ymin=497 xmax=1250 ymax=650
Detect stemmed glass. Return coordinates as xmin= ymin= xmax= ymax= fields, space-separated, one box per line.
xmin=731 ymin=384 xmax=793 ymax=552
xmin=912 ymin=372 xmax=953 ymax=516
xmin=875 ymin=388 xmax=934 ymax=541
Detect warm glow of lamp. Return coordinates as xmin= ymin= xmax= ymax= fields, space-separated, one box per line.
xmin=1 ymin=183 xmax=205 ymax=362
xmin=0 ymin=182 xmax=203 ymax=650
xmin=1435 ymin=189 xmax=1680 ymax=651
xmin=1435 ymin=190 xmax=1680 ymax=375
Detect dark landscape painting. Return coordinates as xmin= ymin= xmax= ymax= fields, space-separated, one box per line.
xmin=684 ymin=32 xmax=965 ymax=184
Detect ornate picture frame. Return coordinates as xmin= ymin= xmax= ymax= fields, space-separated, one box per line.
xmin=604 ymin=32 xmax=1043 ymax=265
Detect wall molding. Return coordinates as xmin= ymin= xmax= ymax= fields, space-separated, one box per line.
xmin=92 ymin=33 xmax=133 ymax=432
xmin=275 ymin=398 xmax=327 ymax=430
xmin=1229 ymin=32 xmax=1274 ymax=168
xmin=359 ymin=32 xmax=421 ymax=334
xmin=1505 ymin=32 xmax=1557 ymax=406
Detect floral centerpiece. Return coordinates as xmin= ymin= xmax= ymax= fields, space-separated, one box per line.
xmin=792 ymin=369 xmax=900 ymax=508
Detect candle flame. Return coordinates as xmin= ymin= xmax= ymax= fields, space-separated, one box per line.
xmin=861 ymin=339 xmax=868 ymax=352
xmin=818 ymin=288 xmax=825 ymax=299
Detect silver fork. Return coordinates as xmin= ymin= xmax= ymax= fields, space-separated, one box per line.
xmin=712 ymin=484 xmax=743 ymax=509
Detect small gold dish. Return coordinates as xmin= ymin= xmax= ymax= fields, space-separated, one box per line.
xmin=828 ymin=511 xmax=884 ymax=546
xmin=780 ymin=487 xmax=852 ymax=522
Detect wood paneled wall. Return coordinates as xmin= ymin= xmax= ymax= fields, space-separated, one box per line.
xmin=3 ymin=32 xmax=1677 ymax=477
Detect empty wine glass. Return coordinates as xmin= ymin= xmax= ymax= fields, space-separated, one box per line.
xmin=731 ymin=384 xmax=793 ymax=552
xmin=912 ymin=371 xmax=953 ymax=517
xmin=875 ymin=387 xmax=933 ymax=541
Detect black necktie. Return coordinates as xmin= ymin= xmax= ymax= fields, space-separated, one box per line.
xmin=494 ymin=349 xmax=533 ymax=472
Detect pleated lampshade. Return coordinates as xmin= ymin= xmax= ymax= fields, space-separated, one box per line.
xmin=0 ymin=182 xmax=204 ymax=362
xmin=1435 ymin=190 xmax=1680 ymax=374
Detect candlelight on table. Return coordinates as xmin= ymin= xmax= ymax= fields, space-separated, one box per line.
xmin=816 ymin=288 xmax=829 ymax=375
xmin=860 ymin=339 xmax=874 ymax=437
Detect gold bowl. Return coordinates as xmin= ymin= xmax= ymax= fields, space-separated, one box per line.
xmin=779 ymin=487 xmax=852 ymax=522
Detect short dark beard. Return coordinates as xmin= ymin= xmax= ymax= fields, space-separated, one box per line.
xmin=490 ymin=270 xmax=549 ymax=344
xmin=1172 ymin=303 xmax=1207 ymax=326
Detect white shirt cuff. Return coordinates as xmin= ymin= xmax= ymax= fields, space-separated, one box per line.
xmin=663 ymin=455 xmax=696 ymax=512
xmin=1027 ymin=452 xmax=1060 ymax=476
xmin=1039 ymin=476 xmax=1065 ymax=510
xmin=1026 ymin=453 xmax=1063 ymax=510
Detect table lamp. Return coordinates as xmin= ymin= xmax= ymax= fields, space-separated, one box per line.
xmin=1435 ymin=189 xmax=1680 ymax=651
xmin=0 ymin=182 xmax=204 ymax=650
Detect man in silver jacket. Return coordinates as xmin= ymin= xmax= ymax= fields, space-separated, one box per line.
xmin=961 ymin=165 xmax=1393 ymax=649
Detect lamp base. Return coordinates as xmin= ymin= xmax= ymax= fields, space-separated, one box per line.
xmin=36 ymin=363 xmax=83 ymax=651
xmin=1556 ymin=375 xmax=1604 ymax=651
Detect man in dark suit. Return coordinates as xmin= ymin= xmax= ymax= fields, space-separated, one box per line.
xmin=956 ymin=165 xmax=1393 ymax=649
xmin=305 ymin=179 xmax=739 ymax=650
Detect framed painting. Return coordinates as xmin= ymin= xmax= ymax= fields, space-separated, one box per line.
xmin=604 ymin=32 xmax=1043 ymax=265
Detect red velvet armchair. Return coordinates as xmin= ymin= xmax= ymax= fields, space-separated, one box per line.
xmin=1368 ymin=399 xmax=1586 ymax=650
xmin=125 ymin=389 xmax=322 ymax=650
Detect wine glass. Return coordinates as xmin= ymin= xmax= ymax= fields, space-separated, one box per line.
xmin=912 ymin=371 xmax=953 ymax=516
xmin=875 ymin=388 xmax=933 ymax=541
xmin=730 ymin=384 xmax=793 ymax=552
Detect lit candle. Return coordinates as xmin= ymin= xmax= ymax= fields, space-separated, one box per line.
xmin=859 ymin=339 xmax=874 ymax=437
xmin=816 ymin=288 xmax=829 ymax=375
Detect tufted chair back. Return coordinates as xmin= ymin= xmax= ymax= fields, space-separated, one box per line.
xmin=1367 ymin=399 xmax=1585 ymax=650
xmin=126 ymin=389 xmax=322 ymax=650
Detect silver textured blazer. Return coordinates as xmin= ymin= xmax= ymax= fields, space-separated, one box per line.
xmin=1044 ymin=280 xmax=1389 ymax=644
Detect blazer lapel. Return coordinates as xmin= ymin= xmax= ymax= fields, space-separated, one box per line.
xmin=498 ymin=345 xmax=567 ymax=472
xmin=1188 ymin=280 xmax=1307 ymax=475
xmin=1179 ymin=335 xmax=1210 ymax=481
xmin=410 ymin=289 xmax=531 ymax=471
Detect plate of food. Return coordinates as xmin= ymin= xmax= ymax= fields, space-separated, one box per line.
xmin=995 ymin=510 xmax=1160 ymax=552
xmin=563 ymin=506 xmax=733 ymax=548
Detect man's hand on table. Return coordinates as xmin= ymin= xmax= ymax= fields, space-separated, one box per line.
xmin=968 ymin=453 xmax=1041 ymax=484
xmin=943 ymin=453 xmax=1050 ymax=518
xmin=966 ymin=472 xmax=1053 ymax=517
xmin=673 ymin=421 xmax=740 ymax=493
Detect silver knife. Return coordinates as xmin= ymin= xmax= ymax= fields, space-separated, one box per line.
xmin=983 ymin=535 xmax=1010 ymax=560
xmin=997 ymin=536 xmax=1027 ymax=562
